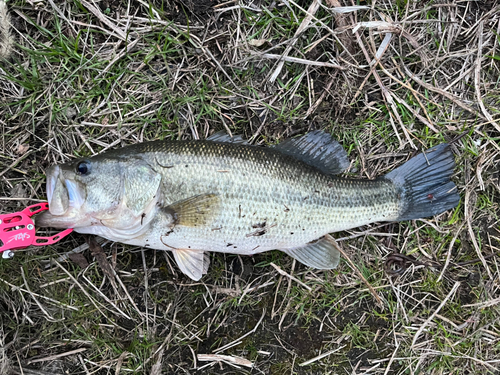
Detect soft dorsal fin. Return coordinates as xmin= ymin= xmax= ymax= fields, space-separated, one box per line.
xmin=165 ymin=194 xmax=220 ymax=227
xmin=206 ymin=130 xmax=248 ymax=144
xmin=280 ymin=237 xmax=340 ymax=269
xmin=173 ymin=249 xmax=210 ymax=280
xmin=272 ymin=130 xmax=350 ymax=175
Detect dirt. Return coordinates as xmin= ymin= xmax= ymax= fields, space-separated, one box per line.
xmin=148 ymin=0 xmax=225 ymax=25
xmin=194 ymin=309 xmax=330 ymax=374
xmin=459 ymin=272 xmax=481 ymax=305
xmin=346 ymin=347 xmax=378 ymax=369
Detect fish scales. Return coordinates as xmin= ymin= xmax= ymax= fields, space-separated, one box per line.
xmin=37 ymin=131 xmax=459 ymax=280
xmin=121 ymin=140 xmax=400 ymax=253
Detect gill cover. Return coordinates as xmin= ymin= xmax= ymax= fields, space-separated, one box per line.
xmin=123 ymin=159 xmax=162 ymax=216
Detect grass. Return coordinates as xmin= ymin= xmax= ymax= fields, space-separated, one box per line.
xmin=0 ymin=0 xmax=499 ymax=373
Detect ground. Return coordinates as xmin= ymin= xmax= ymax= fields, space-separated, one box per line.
xmin=0 ymin=0 xmax=499 ymax=374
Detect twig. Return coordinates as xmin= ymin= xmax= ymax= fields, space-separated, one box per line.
xmin=270 ymin=262 xmax=312 ymax=291
xmin=252 ymin=52 xmax=344 ymax=69
xmin=465 ymin=189 xmax=492 ymax=279
xmin=115 ymin=351 xmax=131 ymax=375
xmin=324 ymin=235 xmax=384 ymax=308
xmin=0 ymin=151 xmax=33 ymax=178
xmin=197 ymin=354 xmax=253 ymax=368
xmin=391 ymin=91 xmax=439 ymax=133
xmin=20 ymin=266 xmax=56 ymax=321
xmin=80 ymin=0 xmax=128 ymax=41
xmin=0 ymin=277 xmax=79 ymax=310
xmin=463 ymin=297 xmax=500 ymax=309
xmin=383 ymin=342 xmax=400 ymax=375
xmin=304 ymin=73 xmax=337 ymax=118
xmin=86 ymin=235 xmax=118 ymax=291
xmin=411 ymin=281 xmax=460 ymax=347
xmin=437 ymin=222 xmax=465 ymax=282
xmin=188 ymin=35 xmax=237 ymax=89
xmin=53 ymin=260 xmax=108 ymax=317
xmin=47 ymin=237 xmax=107 ymax=267
xmin=46 ymin=0 xmax=78 ymax=36
xmin=214 ymin=309 xmax=265 ymax=353
xmin=27 ymin=348 xmax=87 ymax=364
xmin=268 ymin=0 xmax=322 ymax=82
xmin=299 ymin=345 xmax=346 ymax=366
xmin=403 ymin=65 xmax=486 ymax=121
xmin=97 ymin=38 xmax=140 ymax=78
xmin=355 ymin=31 xmax=414 ymax=149
xmin=474 ymin=21 xmax=500 ymax=132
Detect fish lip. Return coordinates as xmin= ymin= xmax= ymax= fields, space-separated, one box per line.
xmin=65 ymin=179 xmax=85 ymax=208
xmin=47 ymin=169 xmax=70 ymax=215
xmin=43 ymin=164 xmax=87 ymax=226
xmin=46 ymin=165 xmax=59 ymax=207
xmin=46 ymin=165 xmax=85 ymax=215
xmin=35 ymin=210 xmax=76 ymax=228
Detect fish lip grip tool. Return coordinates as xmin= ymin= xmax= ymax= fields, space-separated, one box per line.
xmin=0 ymin=203 xmax=73 ymax=259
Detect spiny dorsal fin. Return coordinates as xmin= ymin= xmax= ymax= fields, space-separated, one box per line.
xmin=166 ymin=194 xmax=220 ymax=227
xmin=273 ymin=130 xmax=350 ymax=175
xmin=280 ymin=237 xmax=340 ymax=269
xmin=206 ymin=130 xmax=248 ymax=144
xmin=173 ymin=249 xmax=210 ymax=280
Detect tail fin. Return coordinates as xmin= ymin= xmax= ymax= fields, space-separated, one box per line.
xmin=0 ymin=0 xmax=13 ymax=60
xmin=385 ymin=144 xmax=459 ymax=221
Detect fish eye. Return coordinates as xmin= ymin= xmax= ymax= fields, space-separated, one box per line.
xmin=76 ymin=160 xmax=91 ymax=175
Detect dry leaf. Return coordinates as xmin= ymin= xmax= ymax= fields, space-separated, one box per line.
xmin=68 ymin=253 xmax=89 ymax=268
xmin=248 ymin=39 xmax=269 ymax=47
xmin=15 ymin=144 xmax=29 ymax=155
xmin=326 ymin=0 xmax=340 ymax=6
xmin=10 ymin=183 xmax=27 ymax=199
xmin=86 ymin=235 xmax=117 ymax=289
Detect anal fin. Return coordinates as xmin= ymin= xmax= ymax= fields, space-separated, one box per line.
xmin=173 ymin=249 xmax=210 ymax=281
xmin=280 ymin=237 xmax=340 ymax=269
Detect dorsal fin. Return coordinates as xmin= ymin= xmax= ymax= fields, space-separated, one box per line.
xmin=272 ymin=130 xmax=350 ymax=175
xmin=206 ymin=131 xmax=248 ymax=144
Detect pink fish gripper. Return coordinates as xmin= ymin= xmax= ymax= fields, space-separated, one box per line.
xmin=0 ymin=203 xmax=73 ymax=259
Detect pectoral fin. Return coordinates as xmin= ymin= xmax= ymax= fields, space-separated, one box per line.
xmin=280 ymin=238 xmax=340 ymax=269
xmin=173 ymin=249 xmax=210 ymax=280
xmin=166 ymin=194 xmax=220 ymax=227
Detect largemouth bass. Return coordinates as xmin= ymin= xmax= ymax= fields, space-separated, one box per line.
xmin=37 ymin=131 xmax=459 ymax=280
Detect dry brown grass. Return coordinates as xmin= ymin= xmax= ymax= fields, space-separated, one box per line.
xmin=0 ymin=0 xmax=499 ymax=374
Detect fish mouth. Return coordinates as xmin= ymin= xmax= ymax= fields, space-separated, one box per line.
xmin=45 ymin=165 xmax=85 ymax=217
xmin=37 ymin=165 xmax=85 ymax=228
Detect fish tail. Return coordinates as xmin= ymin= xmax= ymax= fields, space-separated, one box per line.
xmin=385 ymin=144 xmax=459 ymax=221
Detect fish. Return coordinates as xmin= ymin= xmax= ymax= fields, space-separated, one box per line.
xmin=36 ymin=131 xmax=460 ymax=280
